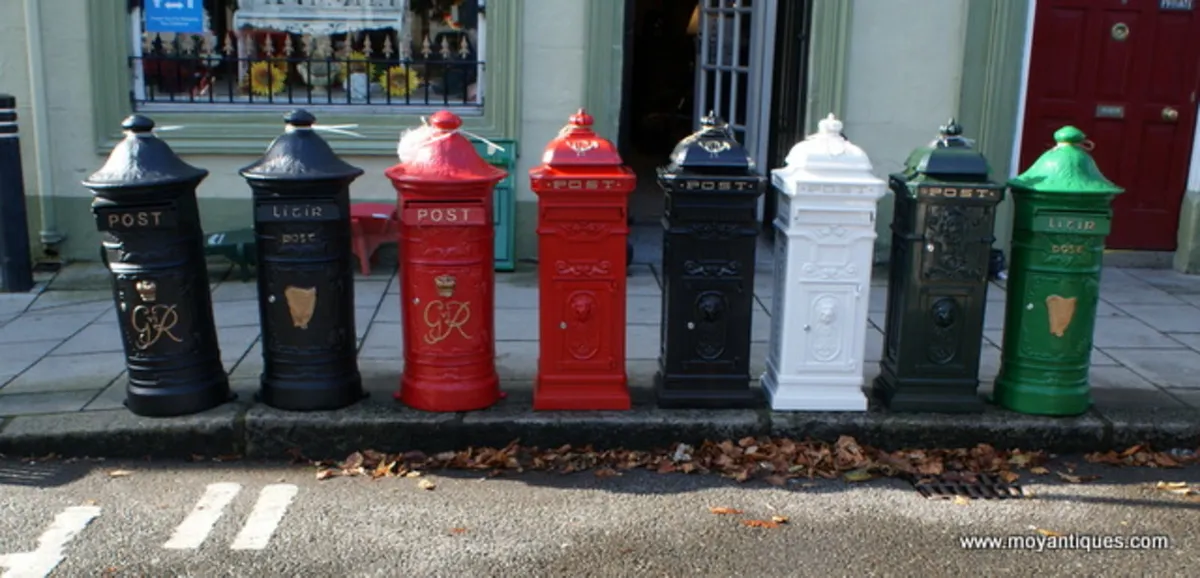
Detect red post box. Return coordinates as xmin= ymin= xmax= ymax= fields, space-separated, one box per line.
xmin=528 ymin=109 xmax=637 ymax=410
xmin=384 ymin=111 xmax=507 ymax=412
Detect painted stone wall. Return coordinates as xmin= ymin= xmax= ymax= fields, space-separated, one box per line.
xmin=840 ymin=0 xmax=969 ymax=261
xmin=11 ymin=0 xmax=589 ymax=264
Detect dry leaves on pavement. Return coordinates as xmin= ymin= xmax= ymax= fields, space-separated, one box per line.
xmin=708 ymin=507 xmax=743 ymax=515
xmin=305 ymin=437 xmax=1199 ymax=486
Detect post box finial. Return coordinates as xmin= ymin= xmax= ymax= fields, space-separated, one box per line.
xmin=122 ymin=115 xmax=156 ymax=134
xmin=429 ymin=111 xmax=463 ymax=131
xmin=940 ymin=118 xmax=963 ymax=137
xmin=569 ymin=108 xmax=594 ymax=127
xmin=1053 ymin=126 xmax=1086 ymax=146
xmin=284 ymin=109 xmax=316 ymax=128
xmin=817 ymin=113 xmax=843 ymax=136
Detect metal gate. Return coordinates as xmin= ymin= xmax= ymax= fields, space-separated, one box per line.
xmin=692 ymin=0 xmax=776 ymax=178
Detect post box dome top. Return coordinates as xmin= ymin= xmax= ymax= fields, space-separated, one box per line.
xmin=82 ymin=115 xmax=209 ymax=190
xmin=384 ymin=110 xmax=507 ymax=185
xmin=896 ymin=119 xmax=992 ymax=183
xmin=777 ymin=113 xmax=876 ymax=179
xmin=537 ymin=108 xmax=624 ymax=167
xmin=239 ymin=109 xmax=365 ymax=182
xmin=664 ymin=112 xmax=755 ymax=173
xmin=1008 ymin=126 xmax=1124 ymax=195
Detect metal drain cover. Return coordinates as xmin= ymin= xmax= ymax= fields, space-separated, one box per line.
xmin=913 ymin=473 xmax=1024 ymax=500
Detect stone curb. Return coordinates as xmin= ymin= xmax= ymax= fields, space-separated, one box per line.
xmin=2 ymin=393 xmax=1198 ymax=460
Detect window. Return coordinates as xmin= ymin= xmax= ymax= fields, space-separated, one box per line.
xmin=129 ymin=0 xmax=486 ymax=113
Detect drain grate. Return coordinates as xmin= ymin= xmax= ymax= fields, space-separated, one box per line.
xmin=913 ymin=473 xmax=1024 ymax=500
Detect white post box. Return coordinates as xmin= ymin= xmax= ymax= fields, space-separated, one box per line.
xmin=762 ymin=114 xmax=887 ymax=411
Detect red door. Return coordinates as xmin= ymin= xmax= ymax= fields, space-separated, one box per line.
xmin=1020 ymin=0 xmax=1200 ymax=250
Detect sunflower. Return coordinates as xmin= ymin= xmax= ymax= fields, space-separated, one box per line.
xmin=246 ymin=61 xmax=287 ymax=96
xmin=379 ymin=65 xmax=421 ymax=97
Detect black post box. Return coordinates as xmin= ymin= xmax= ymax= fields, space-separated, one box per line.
xmin=239 ymin=110 xmax=366 ymax=411
xmin=873 ymin=119 xmax=1006 ymax=412
xmin=654 ymin=114 xmax=767 ymax=408
xmin=83 ymin=115 xmax=231 ymax=417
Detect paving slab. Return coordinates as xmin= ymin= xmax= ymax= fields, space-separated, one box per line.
xmin=0 ymin=310 xmax=97 ymax=344
xmin=1 ymin=352 xmax=125 ymax=394
xmin=0 ymin=390 xmax=99 ymax=417
xmin=1103 ymin=348 xmax=1200 ymax=389
xmin=212 ymin=299 xmax=262 ymax=328
xmin=1092 ymin=317 xmax=1185 ymax=349
xmin=1110 ymin=303 xmax=1200 ymax=334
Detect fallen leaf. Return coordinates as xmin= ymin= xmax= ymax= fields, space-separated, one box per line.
xmin=594 ymin=467 xmax=621 ymax=479
xmin=770 ymin=515 xmax=789 ymax=524
xmin=842 ymin=468 xmax=874 ymax=482
xmin=316 ymin=468 xmax=337 ymax=480
xmin=741 ymin=519 xmax=781 ymax=529
xmin=83 ymin=499 xmax=98 ymax=506
xmin=764 ymin=475 xmax=788 ymax=487
xmin=107 ymin=469 xmax=133 ymax=478
xmin=1056 ymin=471 xmax=1100 ymax=484
xmin=449 ymin=527 xmax=468 ymax=535
xmin=1120 ymin=445 xmax=1144 ymax=458
xmin=708 ymin=507 xmax=744 ymax=515
xmin=1030 ymin=466 xmax=1050 ymax=475
xmin=1035 ymin=528 xmax=1062 ymax=537
xmin=951 ymin=495 xmax=970 ymax=505
xmin=1154 ymin=481 xmax=1195 ymax=495
xmin=405 ymin=470 xmax=423 ymax=478
xmin=418 ymin=479 xmax=437 ymax=491
xmin=999 ymin=471 xmax=1020 ymax=484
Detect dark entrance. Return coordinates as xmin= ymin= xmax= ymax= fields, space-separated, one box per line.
xmin=619 ymin=0 xmax=703 ymax=229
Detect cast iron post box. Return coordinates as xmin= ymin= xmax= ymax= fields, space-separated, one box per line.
xmin=385 ymin=111 xmax=507 ymax=412
xmin=872 ymin=119 xmax=1005 ymax=413
xmin=994 ymin=126 xmax=1123 ymax=416
xmin=528 ymin=109 xmax=636 ymax=410
xmin=761 ymin=114 xmax=887 ymax=411
xmin=239 ymin=110 xmax=365 ymax=411
xmin=654 ymin=113 xmax=766 ymax=408
xmin=83 ymin=115 xmax=231 ymax=417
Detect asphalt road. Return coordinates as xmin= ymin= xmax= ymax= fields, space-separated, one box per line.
xmin=1 ymin=456 xmax=1198 ymax=577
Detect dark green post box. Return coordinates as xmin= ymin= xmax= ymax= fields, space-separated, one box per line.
xmin=654 ymin=114 xmax=766 ymax=408
xmin=994 ymin=126 xmax=1123 ymax=416
xmin=873 ymin=119 xmax=1005 ymax=412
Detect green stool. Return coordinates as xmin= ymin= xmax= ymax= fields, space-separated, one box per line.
xmin=204 ymin=229 xmax=257 ymax=281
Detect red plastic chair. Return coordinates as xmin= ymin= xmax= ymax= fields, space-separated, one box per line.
xmin=350 ymin=202 xmax=399 ymax=275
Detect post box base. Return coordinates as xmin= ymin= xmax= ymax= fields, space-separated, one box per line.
xmin=992 ymin=376 xmax=1091 ymax=417
xmin=258 ymin=374 xmax=365 ymax=412
xmin=872 ymin=371 xmax=986 ymax=414
xmin=534 ymin=375 xmax=631 ymax=411
xmin=761 ymin=371 xmax=868 ymax=412
xmin=125 ymin=376 xmax=234 ymax=418
xmin=397 ymin=372 xmax=501 ymax=412
xmin=654 ymin=372 xmax=760 ymax=409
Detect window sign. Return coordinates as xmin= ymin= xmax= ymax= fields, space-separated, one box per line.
xmin=1160 ymin=0 xmax=1193 ymax=11
xmin=145 ymin=0 xmax=205 ymax=34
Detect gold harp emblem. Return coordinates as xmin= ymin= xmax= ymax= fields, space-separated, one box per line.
xmin=284 ymin=286 xmax=317 ymax=329
xmin=1045 ymin=295 xmax=1077 ymax=338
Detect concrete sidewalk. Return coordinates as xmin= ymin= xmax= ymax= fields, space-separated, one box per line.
xmin=2 ymin=235 xmax=1200 ymax=459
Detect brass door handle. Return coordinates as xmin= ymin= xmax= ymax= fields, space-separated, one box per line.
xmin=1163 ymin=107 xmax=1180 ymax=122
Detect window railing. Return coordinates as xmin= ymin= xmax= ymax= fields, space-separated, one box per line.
xmin=131 ymin=29 xmax=484 ymax=112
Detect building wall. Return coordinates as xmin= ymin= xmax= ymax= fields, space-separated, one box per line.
xmin=10 ymin=0 xmax=588 ymax=264
xmin=840 ymin=0 xmax=969 ymax=259
xmin=0 ymin=0 xmax=39 ymax=252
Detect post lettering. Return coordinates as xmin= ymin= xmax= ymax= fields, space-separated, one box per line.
xmin=1051 ymin=244 xmax=1087 ymax=255
xmin=280 ymin=232 xmax=319 ymax=245
xmin=272 ymin=204 xmax=325 ymax=219
xmin=105 ymin=210 xmax=165 ymax=229
xmin=406 ymin=206 xmax=480 ymax=225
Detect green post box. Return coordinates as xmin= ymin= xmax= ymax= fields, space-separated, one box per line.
xmin=874 ymin=119 xmax=1005 ymax=413
xmin=993 ymin=126 xmax=1124 ymax=416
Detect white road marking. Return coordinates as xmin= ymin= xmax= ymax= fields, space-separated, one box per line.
xmin=162 ymin=482 xmax=242 ymax=550
xmin=0 ymin=505 xmax=101 ymax=578
xmin=230 ymin=484 xmax=298 ymax=551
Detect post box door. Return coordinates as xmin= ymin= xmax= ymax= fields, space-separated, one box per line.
xmin=1013 ymin=272 xmax=1100 ymax=363
xmin=918 ymin=204 xmax=994 ymax=283
xmin=791 ymin=282 xmax=861 ymax=370
xmin=546 ymin=281 xmax=617 ymax=373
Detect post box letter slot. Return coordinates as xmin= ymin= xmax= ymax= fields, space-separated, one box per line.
xmin=402 ymin=200 xmax=487 ymax=226
xmin=96 ymin=205 xmax=178 ymax=231
xmin=1031 ymin=211 xmax=1111 ymax=236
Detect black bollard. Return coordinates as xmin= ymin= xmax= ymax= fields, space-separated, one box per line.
xmin=0 ymin=94 xmax=34 ymax=292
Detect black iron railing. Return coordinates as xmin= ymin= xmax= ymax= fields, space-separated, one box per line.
xmin=131 ymin=35 xmax=483 ymax=109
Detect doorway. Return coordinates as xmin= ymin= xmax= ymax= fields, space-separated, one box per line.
xmin=620 ymin=0 xmax=702 ymax=227
xmin=1018 ymin=0 xmax=1200 ymax=250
